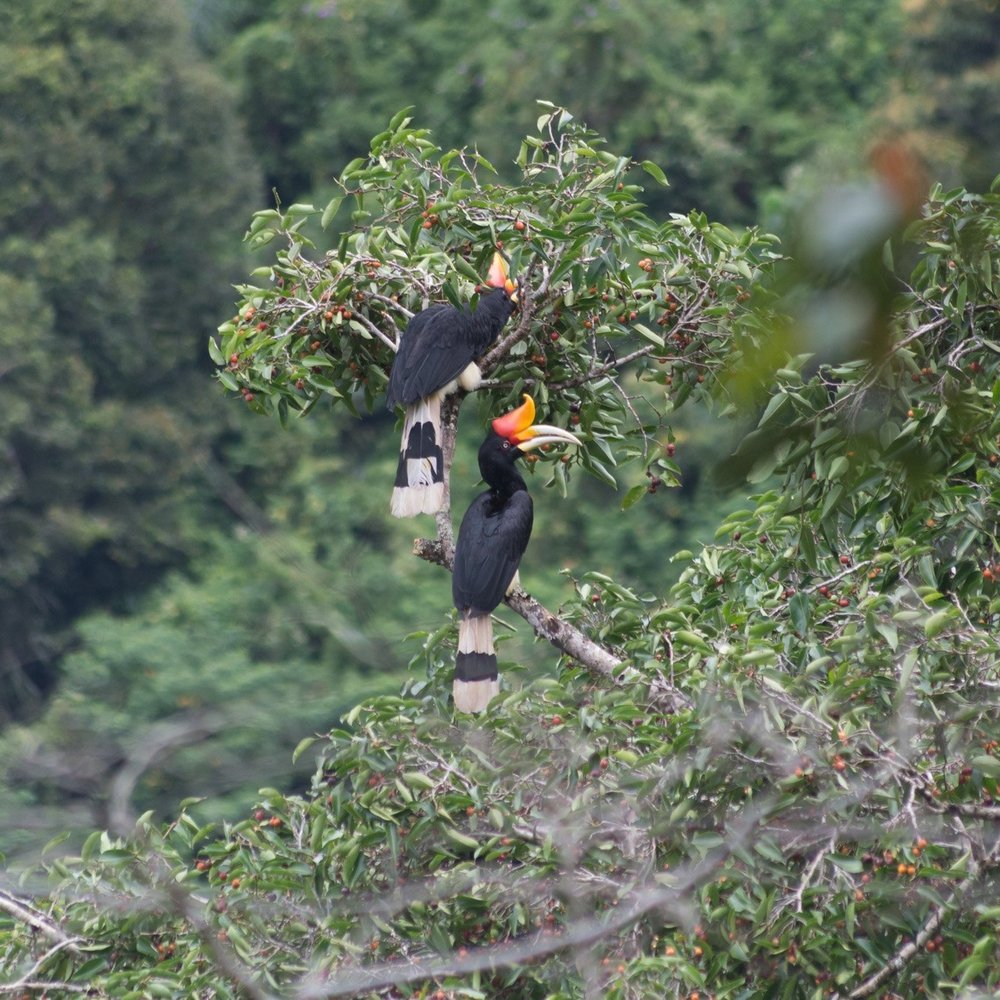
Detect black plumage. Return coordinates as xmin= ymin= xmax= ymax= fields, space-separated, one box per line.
xmin=453 ymin=433 xmax=534 ymax=613
xmin=386 ymin=255 xmax=516 ymax=518
xmin=450 ymin=394 xmax=580 ymax=713
xmin=385 ymin=290 xmax=515 ymax=409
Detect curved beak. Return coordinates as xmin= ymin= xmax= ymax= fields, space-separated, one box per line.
xmin=493 ymin=394 xmax=582 ymax=451
xmin=515 ymin=425 xmax=582 ymax=452
xmin=486 ymin=251 xmax=518 ymax=302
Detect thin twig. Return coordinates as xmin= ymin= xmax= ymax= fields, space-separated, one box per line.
xmin=0 ymin=938 xmax=89 ymax=994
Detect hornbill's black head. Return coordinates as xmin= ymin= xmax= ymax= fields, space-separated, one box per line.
xmin=479 ymin=394 xmax=581 ymax=491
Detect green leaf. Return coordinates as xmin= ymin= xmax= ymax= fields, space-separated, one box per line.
xmin=621 ymin=484 xmax=647 ymax=510
xmin=970 ymin=755 xmax=1000 ymax=778
xmin=633 ymin=323 xmax=665 ymax=347
xmin=924 ymin=609 xmax=955 ymax=638
xmin=641 ymin=160 xmax=669 ymax=186
xmin=321 ymin=195 xmax=344 ymax=229
xmin=292 ymin=736 xmax=318 ymax=764
xmin=789 ymin=592 xmax=809 ymax=634
xmin=444 ymin=827 xmax=479 ymax=850
xmin=673 ymin=630 xmax=712 ymax=653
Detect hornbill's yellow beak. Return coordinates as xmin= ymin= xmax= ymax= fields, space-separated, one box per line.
xmin=492 ymin=394 xmax=582 ymax=451
xmin=486 ymin=251 xmax=518 ymax=302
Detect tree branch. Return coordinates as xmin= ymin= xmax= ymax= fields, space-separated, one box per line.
xmin=838 ymin=822 xmax=1000 ymax=999
xmin=412 ymin=401 xmax=690 ymax=708
xmin=0 ymin=890 xmax=84 ymax=954
xmin=295 ymin=796 xmax=768 ymax=999
xmin=107 ymin=711 xmax=226 ymax=834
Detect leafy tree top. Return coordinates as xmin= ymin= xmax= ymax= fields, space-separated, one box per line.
xmin=4 ymin=110 xmax=1000 ymax=1000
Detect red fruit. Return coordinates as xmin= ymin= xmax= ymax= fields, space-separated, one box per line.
xmin=514 ymin=219 xmax=526 ymax=232
xmin=549 ymin=331 xmax=560 ymax=341
xmin=666 ymin=442 xmax=676 ymax=457
xmin=839 ymin=555 xmax=851 ymax=565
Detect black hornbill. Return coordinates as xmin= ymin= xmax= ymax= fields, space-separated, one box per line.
xmin=386 ymin=252 xmax=518 ymax=517
xmin=452 ymin=394 xmax=582 ymax=713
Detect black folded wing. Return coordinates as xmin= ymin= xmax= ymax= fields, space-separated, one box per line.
xmin=452 ymin=490 xmax=534 ymax=615
xmin=386 ymin=304 xmax=476 ymax=409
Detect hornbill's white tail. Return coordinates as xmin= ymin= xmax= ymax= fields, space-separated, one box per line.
xmin=453 ymin=612 xmax=499 ymax=713
xmin=390 ymin=394 xmax=445 ymax=517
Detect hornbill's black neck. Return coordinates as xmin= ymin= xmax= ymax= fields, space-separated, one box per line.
xmin=478 ymin=431 xmax=527 ymax=502
xmin=466 ymin=287 xmax=516 ymax=350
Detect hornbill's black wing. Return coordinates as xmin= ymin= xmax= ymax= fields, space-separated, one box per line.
xmin=386 ymin=304 xmax=477 ymax=408
xmin=452 ymin=490 xmax=533 ymax=615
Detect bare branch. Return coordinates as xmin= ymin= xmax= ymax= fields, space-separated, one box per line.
xmin=0 ymin=890 xmax=84 ymax=954
xmin=0 ymin=937 xmax=89 ymax=994
xmin=107 ymin=711 xmax=226 ymax=834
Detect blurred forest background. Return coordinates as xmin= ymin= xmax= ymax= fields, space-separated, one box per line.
xmin=1 ymin=0 xmax=997 ymax=861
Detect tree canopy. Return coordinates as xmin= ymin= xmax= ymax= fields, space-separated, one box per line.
xmin=4 ymin=107 xmax=1000 ymax=998
xmin=211 ymin=0 xmax=902 ymax=223
xmin=0 ymin=0 xmax=260 ymax=720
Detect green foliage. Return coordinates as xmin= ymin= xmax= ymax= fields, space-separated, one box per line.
xmin=216 ymin=107 xmax=777 ymax=500
xmin=4 ymin=109 xmax=1000 ymax=997
xmin=214 ymin=0 xmax=901 ymax=222
xmin=0 ymin=0 xmax=261 ymax=719
xmin=894 ymin=0 xmax=1000 ymax=194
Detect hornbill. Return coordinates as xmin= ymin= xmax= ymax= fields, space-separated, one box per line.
xmin=386 ymin=252 xmax=518 ymax=517
xmin=452 ymin=394 xmax=582 ymax=713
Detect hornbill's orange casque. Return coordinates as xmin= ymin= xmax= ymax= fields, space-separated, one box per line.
xmin=452 ymin=395 xmax=582 ymax=713
xmin=386 ymin=253 xmax=518 ymax=518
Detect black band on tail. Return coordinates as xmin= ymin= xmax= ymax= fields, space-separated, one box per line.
xmin=454 ymin=651 xmax=498 ymax=683
xmin=395 ymin=421 xmax=443 ymax=487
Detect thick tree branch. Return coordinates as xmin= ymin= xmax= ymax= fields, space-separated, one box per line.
xmin=107 ymin=711 xmax=226 ymax=834
xmin=0 ymin=890 xmax=83 ymax=954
